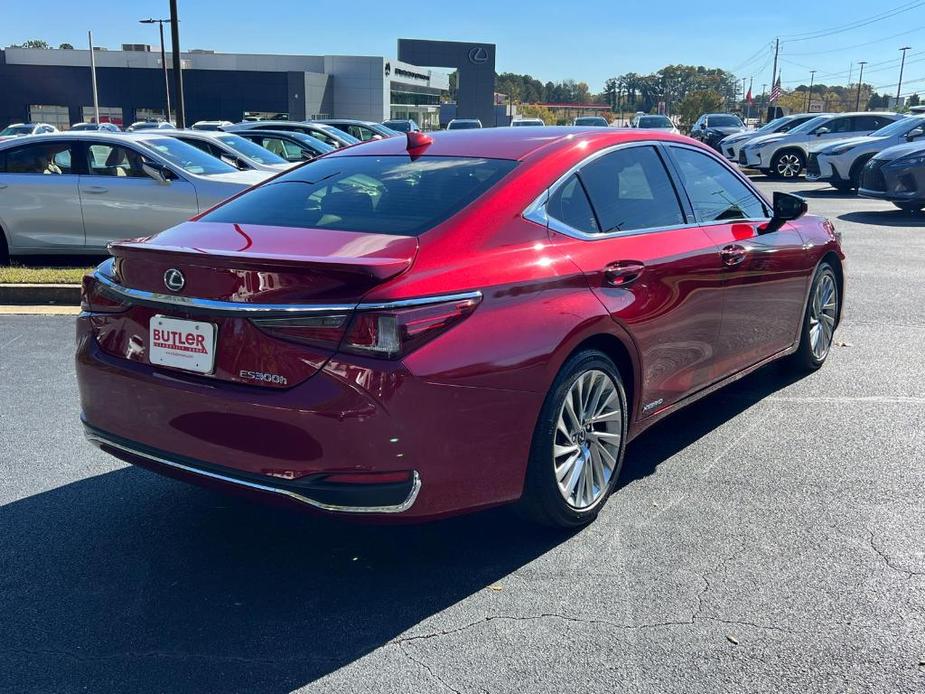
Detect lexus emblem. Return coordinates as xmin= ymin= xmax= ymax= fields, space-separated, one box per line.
xmin=163 ymin=268 xmax=185 ymax=292
xmin=468 ymin=46 xmax=488 ymax=64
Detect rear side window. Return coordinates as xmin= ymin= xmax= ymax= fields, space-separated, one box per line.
xmin=547 ymin=175 xmax=599 ymax=233
xmin=201 ymin=155 xmax=517 ymax=236
xmin=670 ymin=146 xmax=768 ymax=222
xmin=3 ymin=141 xmax=75 ymax=174
xmin=577 ymin=146 xmax=685 ymax=232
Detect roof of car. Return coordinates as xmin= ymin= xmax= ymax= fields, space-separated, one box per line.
xmin=0 ymin=131 xmax=181 ymax=148
xmin=314 ymin=119 xmax=378 ymax=126
xmin=329 ymin=126 xmax=693 ymax=161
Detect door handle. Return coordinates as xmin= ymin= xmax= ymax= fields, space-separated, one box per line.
xmin=603 ymin=260 xmax=645 ymax=287
xmin=83 ymin=185 xmax=108 ymax=194
xmin=720 ymin=244 xmax=747 ymax=267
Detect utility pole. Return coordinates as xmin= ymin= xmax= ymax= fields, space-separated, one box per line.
xmin=805 ymin=70 xmax=816 ymax=112
xmin=897 ymin=46 xmax=912 ymax=105
xmin=769 ymin=38 xmax=780 ymax=122
xmin=169 ymin=0 xmax=185 ymax=128
xmin=760 ymin=83 xmax=767 ymax=124
xmin=746 ymin=77 xmax=753 ymax=123
xmin=140 ymin=19 xmax=171 ymax=121
xmin=88 ymin=31 xmax=100 ymax=125
xmin=856 ymin=61 xmax=867 ymax=110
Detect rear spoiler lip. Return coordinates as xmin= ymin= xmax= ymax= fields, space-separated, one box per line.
xmin=108 ymin=240 xmax=413 ymax=281
xmin=91 ymin=269 xmax=482 ymax=317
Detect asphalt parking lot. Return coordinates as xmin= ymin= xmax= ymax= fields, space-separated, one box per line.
xmin=1 ymin=177 xmax=923 ymax=694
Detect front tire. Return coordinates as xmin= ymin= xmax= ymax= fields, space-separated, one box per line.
xmin=771 ymin=150 xmax=805 ymax=179
xmin=519 ymin=350 xmax=628 ymax=528
xmin=790 ymin=262 xmax=839 ymax=372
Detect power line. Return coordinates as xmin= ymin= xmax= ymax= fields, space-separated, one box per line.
xmin=779 ymin=1 xmax=925 ymax=43
xmin=783 ymin=24 xmax=925 ymax=56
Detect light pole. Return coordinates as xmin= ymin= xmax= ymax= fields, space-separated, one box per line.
xmin=139 ymin=18 xmax=171 ymax=122
xmin=168 ymin=0 xmax=186 ymax=129
xmin=856 ymin=61 xmax=867 ymax=110
xmin=805 ymin=70 xmax=816 ymax=112
xmin=897 ymin=46 xmax=912 ymax=106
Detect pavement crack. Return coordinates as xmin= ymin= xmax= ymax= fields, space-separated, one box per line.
xmin=868 ymin=530 xmax=924 ymax=580
xmin=398 ymin=641 xmax=462 ymax=694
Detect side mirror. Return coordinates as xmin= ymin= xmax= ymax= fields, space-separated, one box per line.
xmin=815 ymin=126 xmax=830 ymax=136
xmin=906 ymin=127 xmax=924 ymax=141
xmin=142 ymin=161 xmax=170 ymax=185
xmin=763 ymin=191 xmax=808 ymax=233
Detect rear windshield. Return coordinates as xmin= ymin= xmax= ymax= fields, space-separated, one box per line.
xmin=638 ymin=116 xmax=672 ymax=128
xmin=200 ymin=155 xmax=517 ymax=236
xmin=705 ymin=115 xmax=743 ymax=128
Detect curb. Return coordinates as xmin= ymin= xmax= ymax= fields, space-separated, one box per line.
xmin=0 ymin=283 xmax=81 ymax=306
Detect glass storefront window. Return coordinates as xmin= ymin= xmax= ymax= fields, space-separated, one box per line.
xmin=81 ymin=106 xmax=124 ymax=126
xmin=28 ymin=105 xmax=69 ymax=130
xmin=134 ymin=108 xmax=176 ymax=124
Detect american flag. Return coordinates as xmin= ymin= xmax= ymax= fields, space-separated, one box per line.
xmin=770 ymin=76 xmax=782 ymax=103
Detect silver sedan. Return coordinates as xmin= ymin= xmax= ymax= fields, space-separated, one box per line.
xmin=0 ymin=132 xmax=271 ymax=258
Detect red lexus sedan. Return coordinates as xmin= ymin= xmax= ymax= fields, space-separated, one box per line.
xmin=77 ymin=127 xmax=844 ymax=527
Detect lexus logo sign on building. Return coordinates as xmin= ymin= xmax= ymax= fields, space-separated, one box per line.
xmin=467 ymin=46 xmax=488 ymax=64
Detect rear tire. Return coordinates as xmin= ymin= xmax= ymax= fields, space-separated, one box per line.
xmin=518 ymin=350 xmax=628 ymax=528
xmin=832 ymin=181 xmax=854 ymax=193
xmin=789 ymin=262 xmax=839 ymax=372
xmin=771 ymin=150 xmax=805 ymax=179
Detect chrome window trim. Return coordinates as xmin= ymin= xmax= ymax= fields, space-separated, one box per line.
xmin=85 ymin=429 xmax=422 ymax=514
xmin=92 ymin=269 xmax=481 ymax=316
xmin=521 ymin=140 xmax=694 ymax=241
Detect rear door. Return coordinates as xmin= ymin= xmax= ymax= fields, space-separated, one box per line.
xmin=546 ymin=143 xmax=726 ymax=417
xmin=0 ymin=140 xmax=84 ymax=252
xmin=78 ymin=141 xmax=198 ymax=251
xmin=665 ymin=143 xmax=812 ymax=375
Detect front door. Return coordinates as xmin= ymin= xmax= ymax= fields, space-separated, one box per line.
xmin=0 ymin=140 xmax=84 ymax=252
xmin=543 ymin=143 xmax=726 ymax=418
xmin=665 ymin=144 xmax=813 ymax=377
xmin=78 ymin=142 xmax=198 ymax=251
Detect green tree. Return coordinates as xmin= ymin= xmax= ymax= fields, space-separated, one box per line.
xmin=11 ymin=39 xmax=50 ymax=49
xmin=518 ymin=103 xmax=556 ymax=124
xmin=58 ymin=43 xmax=74 ymax=50
xmin=908 ymin=93 xmax=920 ymax=107
xmin=677 ymin=90 xmax=724 ymax=130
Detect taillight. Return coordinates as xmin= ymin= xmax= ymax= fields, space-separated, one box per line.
xmin=341 ymin=296 xmax=480 ymax=359
xmin=253 ymin=295 xmax=481 ymax=359
xmin=80 ymin=263 xmax=129 ymax=314
xmin=252 ymin=314 xmax=349 ymax=351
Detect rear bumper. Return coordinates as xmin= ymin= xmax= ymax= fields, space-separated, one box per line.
xmin=84 ymin=423 xmax=421 ymax=513
xmin=76 ymin=314 xmax=537 ymax=520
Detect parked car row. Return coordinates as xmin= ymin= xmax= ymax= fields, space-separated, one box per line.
xmin=705 ymin=109 xmax=925 ymax=211
xmin=0 ymin=112 xmax=416 ymax=260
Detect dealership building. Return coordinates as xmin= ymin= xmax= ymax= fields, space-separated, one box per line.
xmin=0 ymin=44 xmax=453 ymax=130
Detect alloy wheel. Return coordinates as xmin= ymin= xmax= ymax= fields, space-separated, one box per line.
xmin=776 ymin=153 xmax=802 ymax=177
xmin=553 ymin=370 xmax=623 ymax=510
xmin=809 ymin=273 xmax=837 ymax=361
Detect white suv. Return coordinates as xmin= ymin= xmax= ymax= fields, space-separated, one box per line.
xmin=739 ymin=112 xmax=902 ymax=178
xmin=807 ymin=115 xmax=923 ymax=191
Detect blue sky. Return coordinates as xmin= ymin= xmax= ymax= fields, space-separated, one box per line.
xmin=2 ymin=1 xmax=924 ymax=96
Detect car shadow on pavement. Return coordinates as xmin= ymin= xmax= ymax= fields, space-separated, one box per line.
xmin=838 ymin=210 xmax=925 ymax=227
xmin=0 ymin=466 xmax=575 ymax=693
xmin=619 ymin=362 xmax=806 ymax=487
